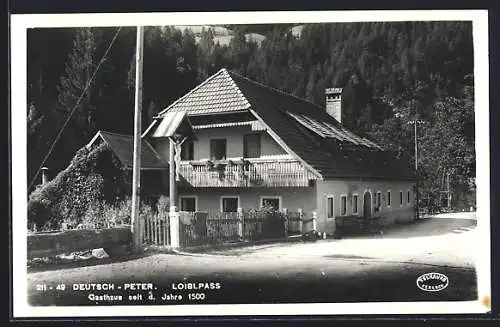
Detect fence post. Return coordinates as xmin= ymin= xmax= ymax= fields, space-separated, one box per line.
xmin=139 ymin=217 xmax=144 ymax=245
xmin=169 ymin=206 xmax=180 ymax=249
xmin=298 ymin=208 xmax=303 ymax=233
xmin=312 ymin=211 xmax=317 ymax=231
xmin=237 ymin=207 xmax=244 ymax=240
xmin=282 ymin=208 xmax=288 ymax=237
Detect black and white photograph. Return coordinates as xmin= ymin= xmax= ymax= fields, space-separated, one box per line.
xmin=11 ymin=10 xmax=491 ymax=317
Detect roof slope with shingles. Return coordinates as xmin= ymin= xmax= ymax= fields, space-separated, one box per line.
xmin=158 ymin=69 xmax=250 ymax=115
xmin=88 ymin=131 xmax=168 ymax=170
xmin=155 ymin=69 xmax=414 ymax=181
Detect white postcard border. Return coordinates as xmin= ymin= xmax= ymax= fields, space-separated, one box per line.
xmin=11 ymin=10 xmax=491 ymax=317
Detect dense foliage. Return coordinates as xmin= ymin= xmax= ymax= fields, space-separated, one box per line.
xmin=27 ymin=143 xmax=130 ymax=230
xmin=27 ymin=22 xmax=475 ymax=211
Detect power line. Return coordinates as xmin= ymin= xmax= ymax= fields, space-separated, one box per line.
xmin=28 ymin=26 xmax=123 ymax=192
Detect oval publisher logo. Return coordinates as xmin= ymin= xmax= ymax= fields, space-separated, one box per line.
xmin=416 ymin=272 xmax=449 ymax=292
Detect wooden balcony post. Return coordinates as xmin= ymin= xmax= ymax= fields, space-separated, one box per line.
xmin=237 ymin=207 xmax=244 ymax=239
xmin=298 ymin=208 xmax=303 ymax=233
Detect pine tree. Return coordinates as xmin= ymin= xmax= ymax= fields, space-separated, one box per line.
xmin=57 ymin=28 xmax=107 ymax=140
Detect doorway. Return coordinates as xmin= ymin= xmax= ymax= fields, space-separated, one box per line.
xmin=363 ymin=192 xmax=372 ymax=219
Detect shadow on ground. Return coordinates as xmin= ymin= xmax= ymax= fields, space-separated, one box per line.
xmin=27 ymin=250 xmax=166 ymax=273
xmin=379 ymin=217 xmax=476 ymax=239
xmin=324 ymin=254 xmax=374 ymax=260
xmin=337 ymin=217 xmax=476 ymax=240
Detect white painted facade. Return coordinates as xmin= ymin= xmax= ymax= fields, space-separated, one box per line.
xmin=149 ymin=124 xmax=415 ymax=235
xmin=153 ymin=125 xmax=287 ymax=162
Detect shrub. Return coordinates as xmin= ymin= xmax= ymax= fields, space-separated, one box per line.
xmin=156 ymin=195 xmax=170 ymax=219
xmin=62 ymin=197 xmax=158 ymax=230
xmin=243 ymin=206 xmax=285 ymax=239
xmin=27 ymin=143 xmax=130 ymax=230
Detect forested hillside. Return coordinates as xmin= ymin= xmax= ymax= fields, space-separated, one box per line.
xmin=27 ymin=22 xmax=475 ymax=210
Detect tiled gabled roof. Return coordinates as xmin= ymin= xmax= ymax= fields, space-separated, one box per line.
xmin=87 ymin=131 xmax=168 ymax=170
xmin=157 ymin=69 xmax=250 ymax=115
xmin=153 ymin=69 xmax=414 ymax=181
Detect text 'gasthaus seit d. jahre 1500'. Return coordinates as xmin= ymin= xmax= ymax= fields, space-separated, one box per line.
xmin=32 ymin=281 xmax=224 ymax=305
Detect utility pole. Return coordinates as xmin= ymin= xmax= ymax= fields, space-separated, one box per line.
xmin=408 ymin=119 xmax=424 ymax=219
xmin=446 ymin=172 xmax=451 ymax=208
xmin=131 ymin=26 xmax=144 ymax=252
xmin=169 ymin=139 xmax=177 ymax=211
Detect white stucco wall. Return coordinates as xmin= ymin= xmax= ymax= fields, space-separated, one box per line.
xmin=152 ymin=126 xmax=287 ymax=162
xmin=315 ymin=179 xmax=416 ymax=235
xmin=178 ymin=187 xmax=316 ymax=215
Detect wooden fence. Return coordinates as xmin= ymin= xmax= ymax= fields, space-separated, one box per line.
xmin=178 ymin=208 xmax=307 ymax=248
xmin=141 ymin=214 xmax=170 ymax=246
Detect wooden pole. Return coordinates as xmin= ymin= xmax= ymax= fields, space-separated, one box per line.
xmin=169 ymin=138 xmax=180 ymax=248
xmin=414 ymin=121 xmax=420 ymax=219
xmin=414 ymin=121 xmax=418 ymax=171
xmin=169 ymin=139 xmax=177 ymax=210
xmin=131 ymin=26 xmax=144 ymax=252
xmin=411 ymin=120 xmax=424 ymax=219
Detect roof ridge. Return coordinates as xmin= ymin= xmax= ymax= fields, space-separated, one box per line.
xmin=156 ymin=68 xmax=229 ymax=117
xmin=95 ymin=130 xmax=168 ymax=168
xmin=98 ymin=130 xmax=134 ymax=139
xmin=227 ymin=70 xmax=326 ymax=112
xmin=224 ymin=70 xmax=252 ymax=110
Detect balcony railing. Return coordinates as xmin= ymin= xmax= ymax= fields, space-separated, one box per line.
xmin=178 ymin=158 xmax=317 ymax=187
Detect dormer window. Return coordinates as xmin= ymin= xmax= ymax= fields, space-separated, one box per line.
xmin=210 ymin=139 xmax=227 ymax=161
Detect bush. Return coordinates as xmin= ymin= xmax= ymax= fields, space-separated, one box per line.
xmin=156 ymin=195 xmax=170 ymax=219
xmin=27 ymin=143 xmax=130 ymax=230
xmin=244 ymin=206 xmax=285 ymax=239
xmin=61 ymin=197 xmax=158 ymax=230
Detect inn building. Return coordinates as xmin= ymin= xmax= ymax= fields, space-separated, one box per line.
xmin=89 ymin=68 xmax=416 ymax=236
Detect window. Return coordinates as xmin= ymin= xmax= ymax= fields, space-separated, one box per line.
xmin=327 ymin=196 xmax=334 ymax=219
xmin=341 ymin=195 xmax=347 ymax=216
xmin=387 ymin=190 xmax=391 ymax=207
xmin=261 ymin=197 xmax=281 ymax=211
xmin=352 ymin=194 xmax=358 ymax=214
xmin=221 ymin=197 xmax=239 ymax=212
xmin=407 ymin=190 xmax=411 ymax=204
xmin=377 ymin=192 xmax=382 ymax=208
xmin=400 ymin=191 xmax=403 ymax=206
xmin=243 ymin=134 xmax=261 ymax=158
xmin=210 ymin=139 xmax=227 ymax=160
xmin=181 ymin=140 xmax=194 ymax=160
xmin=180 ymin=196 xmax=197 ymax=212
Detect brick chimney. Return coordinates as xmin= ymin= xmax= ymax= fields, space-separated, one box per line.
xmin=325 ymin=88 xmax=343 ymax=124
xmin=41 ymin=167 xmax=49 ymax=185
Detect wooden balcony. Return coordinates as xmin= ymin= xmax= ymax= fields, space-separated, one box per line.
xmin=178 ymin=158 xmax=317 ymax=187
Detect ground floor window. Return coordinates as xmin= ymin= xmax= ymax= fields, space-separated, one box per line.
xmin=376 ymin=191 xmax=382 ymax=209
xmin=180 ymin=196 xmax=197 ymax=212
xmin=340 ymin=195 xmax=347 ymax=216
xmin=327 ymin=195 xmax=334 ymax=219
xmin=352 ymin=194 xmax=358 ymax=214
xmin=261 ymin=197 xmax=281 ymax=211
xmin=387 ymin=190 xmax=391 ymax=207
xmin=221 ymin=196 xmax=239 ymax=212
xmin=407 ymin=190 xmax=411 ymax=204
xmin=399 ymin=191 xmax=404 ymax=206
